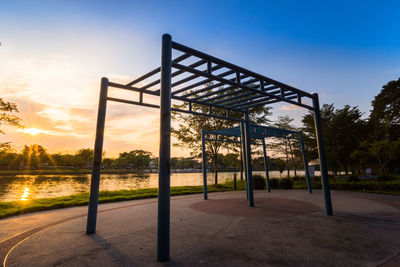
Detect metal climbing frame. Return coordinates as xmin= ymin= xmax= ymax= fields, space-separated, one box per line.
xmin=201 ymin=124 xmax=312 ymax=201
xmin=86 ymin=34 xmax=333 ymax=262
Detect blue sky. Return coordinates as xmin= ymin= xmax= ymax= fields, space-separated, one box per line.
xmin=1 ymin=0 xmax=399 ymax=156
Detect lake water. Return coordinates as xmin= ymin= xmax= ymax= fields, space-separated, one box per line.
xmin=0 ymin=170 xmax=318 ymax=202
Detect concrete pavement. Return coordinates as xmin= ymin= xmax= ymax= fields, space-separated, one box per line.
xmin=1 ymin=190 xmax=400 ymax=266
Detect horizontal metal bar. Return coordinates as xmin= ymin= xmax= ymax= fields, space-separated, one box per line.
xmin=176 ymin=69 xmax=236 ymax=97
xmin=172 ymin=62 xmax=310 ymax=109
xmin=126 ymin=67 xmax=160 ymax=87
xmin=241 ymin=95 xmax=313 ymax=110
xmin=125 ymin=54 xmax=191 ymax=87
xmin=227 ymin=90 xmax=292 ymax=108
xmin=107 ymin=97 xmax=160 ymax=109
xmin=171 ymin=65 xmax=226 ymax=95
xmin=192 ymin=77 xmax=258 ymax=102
xmin=142 ymin=59 xmax=208 ymax=91
xmin=172 ymin=94 xmax=245 ymax=114
xmin=204 ymin=138 xmax=241 ymax=144
xmin=172 ymin=41 xmax=313 ymax=98
xmin=172 ymin=107 xmax=244 ymax=122
xmin=232 ymin=93 xmax=297 ymax=109
xmin=108 ymin=82 xmax=160 ymax=96
xmin=106 ymin=84 xmax=245 ymax=122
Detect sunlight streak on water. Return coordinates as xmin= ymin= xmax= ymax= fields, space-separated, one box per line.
xmin=20 ymin=187 xmax=30 ymax=201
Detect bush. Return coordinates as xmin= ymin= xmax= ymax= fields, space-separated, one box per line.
xmin=252 ymin=175 xmax=266 ymax=190
xmin=292 ymin=176 xmax=305 ymax=182
xmin=279 ymin=178 xmax=293 ymax=189
xmin=329 ymin=181 xmax=400 ymax=192
xmin=269 ymin=178 xmax=279 ymax=189
xmin=377 ymin=174 xmax=396 ymax=182
xmin=346 ymin=174 xmax=360 ymax=182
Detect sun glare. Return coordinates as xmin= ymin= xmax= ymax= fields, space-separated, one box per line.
xmin=20 ymin=128 xmax=47 ymax=136
xmin=20 ymin=187 xmax=30 ymax=201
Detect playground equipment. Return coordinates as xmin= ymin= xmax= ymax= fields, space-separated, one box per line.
xmin=201 ymin=124 xmax=312 ymax=200
xmin=86 ymin=34 xmax=332 ymax=262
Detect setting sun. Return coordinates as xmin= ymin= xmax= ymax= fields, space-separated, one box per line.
xmin=19 ymin=128 xmax=47 ymax=136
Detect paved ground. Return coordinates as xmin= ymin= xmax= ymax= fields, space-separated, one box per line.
xmin=1 ymin=190 xmax=400 ymax=266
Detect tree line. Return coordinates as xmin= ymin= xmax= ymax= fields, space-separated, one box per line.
xmin=1 ymin=78 xmax=399 ymax=176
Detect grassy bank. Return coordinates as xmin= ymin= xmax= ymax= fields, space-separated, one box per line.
xmin=291 ymin=175 xmax=400 ymax=195
xmin=0 ymin=180 xmax=247 ymax=219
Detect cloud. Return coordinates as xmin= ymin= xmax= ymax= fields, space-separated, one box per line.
xmin=279 ymin=104 xmax=302 ymax=111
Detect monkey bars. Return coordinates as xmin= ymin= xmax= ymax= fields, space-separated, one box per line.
xmin=86 ymin=34 xmax=332 ymax=262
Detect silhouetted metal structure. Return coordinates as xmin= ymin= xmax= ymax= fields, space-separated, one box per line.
xmin=86 ymin=34 xmax=332 ymax=262
xmin=201 ymin=124 xmax=312 ymax=198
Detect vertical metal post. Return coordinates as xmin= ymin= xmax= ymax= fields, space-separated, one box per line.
xmin=312 ymin=93 xmax=333 ymax=216
xmin=86 ymin=77 xmax=108 ymax=234
xmin=299 ymin=131 xmax=312 ymax=193
xmin=244 ymin=112 xmax=254 ymax=207
xmin=233 ymin=173 xmax=237 ymax=190
xmin=201 ymin=129 xmax=207 ymax=200
xmin=240 ymin=122 xmax=249 ymax=201
xmin=262 ymin=138 xmax=271 ymax=193
xmin=157 ymin=33 xmax=172 ymax=262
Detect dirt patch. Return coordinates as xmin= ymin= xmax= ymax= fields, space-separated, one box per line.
xmin=190 ymin=197 xmax=320 ymax=217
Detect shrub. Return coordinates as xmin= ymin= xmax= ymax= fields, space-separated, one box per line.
xmin=377 ymin=174 xmax=396 ymax=182
xmin=292 ymin=176 xmax=305 ymax=182
xmin=279 ymin=178 xmax=293 ymax=189
xmin=346 ymin=174 xmax=360 ymax=182
xmin=252 ymin=175 xmax=266 ymax=190
xmin=269 ymin=178 xmax=279 ymax=189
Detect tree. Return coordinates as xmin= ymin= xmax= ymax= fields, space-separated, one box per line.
xmin=272 ymin=116 xmax=299 ymax=177
xmin=370 ymin=78 xmax=400 ymax=126
xmin=113 ymin=150 xmax=152 ymax=170
xmin=302 ymin=104 xmax=366 ymax=174
xmin=0 ymin=98 xmax=23 ymax=148
xmin=21 ymin=144 xmax=49 ymax=169
xmin=75 ymin=148 xmax=94 ymax=168
xmin=172 ymin=87 xmax=272 ymax=184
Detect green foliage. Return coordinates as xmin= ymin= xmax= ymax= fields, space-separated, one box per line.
xmin=252 ymin=174 xmax=266 ymax=190
xmin=370 ymin=78 xmax=400 ymax=126
xmin=279 ymin=178 xmax=294 ymax=189
xmin=113 ymin=150 xmax=152 ymax=170
xmin=329 ymin=181 xmax=400 ymax=192
xmin=377 ymin=174 xmax=396 ymax=182
xmin=0 ymin=98 xmax=23 ymax=135
xmin=292 ymin=176 xmax=305 ymax=182
xmin=346 ymin=174 xmax=360 ymax=182
xmin=269 ymin=178 xmax=279 ymax=189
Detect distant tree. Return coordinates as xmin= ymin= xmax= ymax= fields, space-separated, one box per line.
xmin=113 ymin=150 xmax=152 ymax=170
xmin=0 ymin=98 xmax=23 ymax=149
xmin=75 ymin=148 xmax=94 ymax=168
xmin=272 ymin=116 xmax=299 ymax=176
xmin=21 ymin=144 xmax=48 ymax=168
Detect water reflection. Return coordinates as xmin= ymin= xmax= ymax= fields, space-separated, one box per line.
xmin=0 ymin=170 xmax=317 ymax=202
xmin=20 ymin=187 xmax=30 ymax=201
